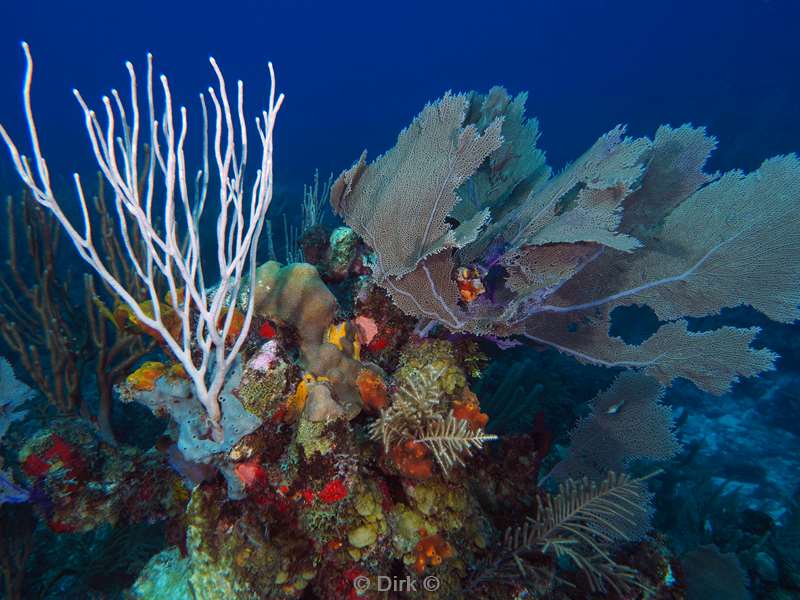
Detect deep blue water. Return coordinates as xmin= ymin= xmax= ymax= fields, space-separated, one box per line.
xmin=2 ymin=0 xmax=799 ymax=191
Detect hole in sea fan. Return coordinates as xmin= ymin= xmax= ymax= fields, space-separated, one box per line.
xmin=609 ymin=305 xmax=661 ymax=345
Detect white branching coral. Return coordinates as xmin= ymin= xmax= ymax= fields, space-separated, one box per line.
xmin=0 ymin=44 xmax=284 ymax=439
xmin=332 ymin=91 xmax=800 ymax=395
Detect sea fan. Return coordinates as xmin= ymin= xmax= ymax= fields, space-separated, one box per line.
xmin=333 ymin=90 xmax=800 ymax=396
xmin=549 ymin=372 xmax=680 ymax=481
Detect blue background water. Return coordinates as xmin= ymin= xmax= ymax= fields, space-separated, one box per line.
xmin=1 ymin=0 xmax=799 ymax=195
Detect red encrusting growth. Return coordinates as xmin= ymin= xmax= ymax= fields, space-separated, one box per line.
xmin=318 ymin=478 xmax=349 ymax=503
xmin=22 ymin=453 xmax=50 ymax=477
xmin=294 ymin=488 xmax=315 ymax=505
xmin=258 ymin=320 xmax=277 ymax=339
xmin=49 ymin=520 xmax=78 ymax=534
xmin=339 ymin=566 xmax=369 ymax=600
xmin=22 ymin=434 xmax=88 ymax=482
xmin=375 ymin=478 xmax=394 ymax=511
xmin=366 ymin=336 xmax=389 ymax=352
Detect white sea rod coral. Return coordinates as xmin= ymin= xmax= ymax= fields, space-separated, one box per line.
xmin=0 ymin=44 xmax=284 ymax=440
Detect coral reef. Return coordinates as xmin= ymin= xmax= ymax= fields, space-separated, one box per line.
xmin=369 ymin=343 xmax=496 ymax=477
xmin=248 ymin=261 xmax=365 ymax=418
xmin=117 ymin=292 xmax=680 ymax=598
xmin=2 ymin=73 xmax=799 ymax=599
xmin=17 ymin=419 xmax=185 ymax=533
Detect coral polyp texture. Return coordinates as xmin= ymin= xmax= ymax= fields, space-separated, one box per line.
xmin=1 ymin=46 xmax=799 ymax=598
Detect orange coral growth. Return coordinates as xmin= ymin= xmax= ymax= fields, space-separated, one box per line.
xmin=287 ymin=377 xmax=310 ymax=422
xmin=218 ymin=306 xmax=245 ymax=342
xmin=127 ymin=361 xmax=167 ymax=391
xmin=391 ymin=439 xmax=433 ymax=480
xmin=413 ymin=529 xmax=454 ymax=573
xmin=325 ymin=539 xmax=343 ymax=552
xmin=452 ymin=389 xmax=489 ymax=430
xmin=456 ymin=267 xmax=485 ymax=303
xmin=356 ymin=368 xmax=388 ymax=411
